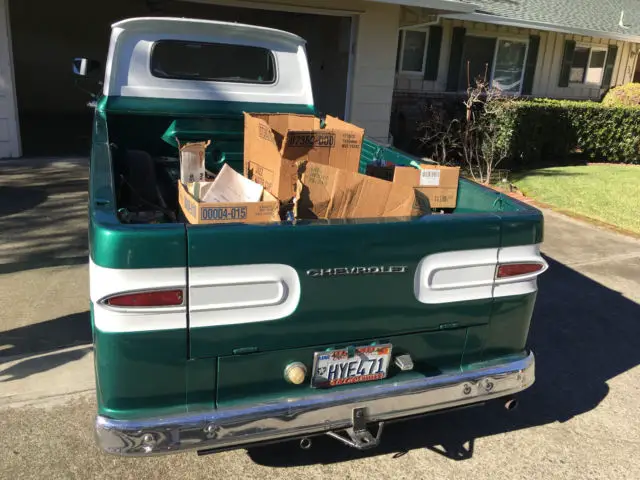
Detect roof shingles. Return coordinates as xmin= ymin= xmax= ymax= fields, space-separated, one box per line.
xmin=459 ymin=0 xmax=640 ymax=38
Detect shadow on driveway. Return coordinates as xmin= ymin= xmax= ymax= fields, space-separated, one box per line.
xmin=0 ymin=186 xmax=49 ymax=218
xmin=0 ymin=346 xmax=92 ymax=383
xmin=0 ymin=157 xmax=88 ymax=275
xmin=248 ymin=256 xmax=640 ymax=466
xmin=0 ymin=312 xmax=91 ymax=362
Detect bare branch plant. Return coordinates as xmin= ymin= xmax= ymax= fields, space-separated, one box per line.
xmin=417 ymin=61 xmax=514 ymax=184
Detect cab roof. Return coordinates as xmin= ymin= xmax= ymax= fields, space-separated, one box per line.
xmin=112 ymin=17 xmax=306 ymax=49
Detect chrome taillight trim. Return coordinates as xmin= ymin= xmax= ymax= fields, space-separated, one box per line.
xmin=98 ymin=287 xmax=186 ymax=312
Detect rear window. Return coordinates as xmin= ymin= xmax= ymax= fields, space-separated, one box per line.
xmin=151 ymin=40 xmax=276 ymax=84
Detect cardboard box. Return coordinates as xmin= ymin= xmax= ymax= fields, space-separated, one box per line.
xmin=295 ymin=162 xmax=430 ymax=220
xmin=178 ymin=167 xmax=279 ymax=225
xmin=244 ymin=113 xmax=364 ymax=201
xmin=179 ymin=140 xmax=210 ymax=183
xmin=367 ymin=164 xmax=460 ymax=209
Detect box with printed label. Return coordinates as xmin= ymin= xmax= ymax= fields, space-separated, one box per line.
xmin=366 ymin=164 xmax=460 ymax=209
xmin=178 ymin=165 xmax=280 ymax=225
xmin=295 ymin=162 xmax=431 ymax=220
xmin=243 ymin=112 xmax=364 ymax=202
xmin=179 ymin=140 xmax=210 ymax=184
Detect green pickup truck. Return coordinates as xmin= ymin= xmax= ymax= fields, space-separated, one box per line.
xmin=84 ymin=17 xmax=547 ymax=457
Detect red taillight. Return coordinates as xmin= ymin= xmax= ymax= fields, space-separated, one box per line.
xmin=496 ymin=263 xmax=544 ymax=279
xmin=105 ymin=289 xmax=184 ymax=307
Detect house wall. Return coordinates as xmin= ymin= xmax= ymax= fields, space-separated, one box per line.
xmin=348 ymin=1 xmax=402 ymax=142
xmin=532 ymin=28 xmax=636 ymax=98
xmin=395 ymin=18 xmax=639 ymax=100
xmin=0 ymin=0 xmax=20 ymax=158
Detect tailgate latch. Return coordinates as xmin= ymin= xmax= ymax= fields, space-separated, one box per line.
xmin=326 ymin=407 xmax=384 ymax=450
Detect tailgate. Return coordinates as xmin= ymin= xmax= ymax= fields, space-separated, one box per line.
xmin=186 ymin=215 xmax=501 ymax=360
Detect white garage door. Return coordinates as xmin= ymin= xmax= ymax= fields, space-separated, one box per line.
xmin=0 ymin=0 xmax=20 ymax=158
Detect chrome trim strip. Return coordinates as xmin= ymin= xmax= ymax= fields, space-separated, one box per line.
xmin=96 ymin=352 xmax=535 ymax=456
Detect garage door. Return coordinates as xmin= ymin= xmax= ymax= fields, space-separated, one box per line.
xmin=0 ymin=0 xmax=19 ymax=158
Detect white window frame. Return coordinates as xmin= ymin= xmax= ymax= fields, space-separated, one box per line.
xmin=569 ymin=44 xmax=608 ymax=86
xmin=489 ymin=36 xmax=530 ymax=95
xmin=398 ymin=28 xmax=430 ymax=76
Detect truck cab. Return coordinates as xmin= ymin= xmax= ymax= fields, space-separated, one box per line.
xmin=88 ymin=17 xmax=546 ymax=456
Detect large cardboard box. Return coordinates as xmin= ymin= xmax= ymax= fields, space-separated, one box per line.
xmin=295 ymin=162 xmax=430 ymax=220
xmin=244 ymin=113 xmax=364 ymax=201
xmin=178 ymin=166 xmax=280 ymax=225
xmin=367 ymin=164 xmax=460 ymax=209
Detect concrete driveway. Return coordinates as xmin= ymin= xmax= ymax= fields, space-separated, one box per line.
xmin=1 ymin=159 xmax=639 ymax=480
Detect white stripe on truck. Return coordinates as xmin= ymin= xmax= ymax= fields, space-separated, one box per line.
xmin=90 ymin=259 xmax=187 ymax=333
xmin=188 ymin=264 xmax=301 ymax=328
xmin=90 ymin=245 xmax=546 ymax=333
xmin=414 ymin=244 xmax=547 ymax=304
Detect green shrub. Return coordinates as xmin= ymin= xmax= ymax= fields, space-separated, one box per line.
xmin=491 ymin=98 xmax=640 ymax=165
xmin=602 ymin=83 xmax=640 ymax=107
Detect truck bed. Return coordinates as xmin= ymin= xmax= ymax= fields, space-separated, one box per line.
xmin=90 ymin=109 xmax=542 ymax=418
xmin=104 ymin=110 xmax=528 ymax=224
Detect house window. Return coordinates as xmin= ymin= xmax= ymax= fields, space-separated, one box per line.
xmin=459 ymin=36 xmax=528 ymax=94
xmin=459 ymin=36 xmax=497 ymax=90
xmin=570 ymin=46 xmax=608 ymax=85
xmin=398 ymin=29 xmax=428 ymax=74
xmin=492 ymin=39 xmax=528 ymax=93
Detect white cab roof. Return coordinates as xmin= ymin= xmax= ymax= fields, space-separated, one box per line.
xmin=112 ymin=17 xmax=306 ymax=49
xmin=104 ymin=17 xmax=314 ymax=106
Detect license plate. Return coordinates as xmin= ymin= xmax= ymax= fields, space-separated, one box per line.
xmin=311 ymin=344 xmax=392 ymax=388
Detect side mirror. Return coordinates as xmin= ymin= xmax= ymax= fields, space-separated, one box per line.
xmin=73 ymin=58 xmax=101 ymax=77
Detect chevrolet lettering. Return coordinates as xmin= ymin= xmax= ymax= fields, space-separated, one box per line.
xmin=306 ymin=266 xmax=408 ymax=277
xmin=87 ymin=17 xmax=547 ymax=458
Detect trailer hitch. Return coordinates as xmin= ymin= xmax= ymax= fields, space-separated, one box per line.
xmin=326 ymin=407 xmax=384 ymax=450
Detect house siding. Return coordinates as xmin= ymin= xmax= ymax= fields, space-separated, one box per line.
xmin=350 ymin=1 xmax=401 ymax=142
xmin=0 ymin=0 xmax=20 ymax=158
xmin=395 ymin=18 xmax=639 ymax=101
xmin=535 ymin=31 xmax=635 ymax=99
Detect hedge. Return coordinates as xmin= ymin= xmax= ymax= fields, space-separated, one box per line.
xmin=602 ymin=83 xmax=640 ymax=107
xmin=489 ymin=98 xmax=640 ymax=165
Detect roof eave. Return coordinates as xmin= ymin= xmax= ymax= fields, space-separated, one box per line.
xmin=441 ymin=12 xmax=640 ymax=43
xmin=369 ymin=0 xmax=477 ymax=14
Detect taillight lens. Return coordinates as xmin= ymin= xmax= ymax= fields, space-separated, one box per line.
xmin=104 ymin=289 xmax=184 ymax=307
xmin=496 ymin=263 xmax=544 ymax=279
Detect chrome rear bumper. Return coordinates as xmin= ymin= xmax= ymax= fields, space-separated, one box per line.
xmin=96 ymin=352 xmax=535 ymax=456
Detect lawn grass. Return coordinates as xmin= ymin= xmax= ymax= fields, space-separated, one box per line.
xmin=512 ymin=165 xmax=640 ymax=234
